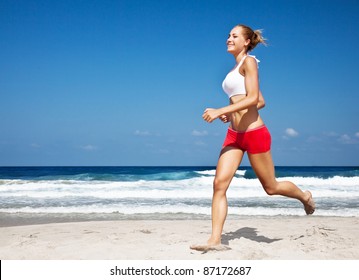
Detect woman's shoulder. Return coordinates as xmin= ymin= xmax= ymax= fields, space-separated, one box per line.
xmin=242 ymin=55 xmax=260 ymax=71
xmin=244 ymin=55 xmax=260 ymax=64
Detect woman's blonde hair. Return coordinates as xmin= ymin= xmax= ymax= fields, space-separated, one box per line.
xmin=236 ymin=24 xmax=267 ymax=52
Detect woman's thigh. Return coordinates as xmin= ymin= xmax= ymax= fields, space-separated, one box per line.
xmin=247 ymin=151 xmax=277 ymax=189
xmin=214 ymin=146 xmax=245 ymax=191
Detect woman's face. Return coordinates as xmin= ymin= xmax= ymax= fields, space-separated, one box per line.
xmin=226 ymin=26 xmax=250 ymax=55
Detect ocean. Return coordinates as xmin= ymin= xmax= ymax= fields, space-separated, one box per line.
xmin=0 ymin=166 xmax=358 ymax=223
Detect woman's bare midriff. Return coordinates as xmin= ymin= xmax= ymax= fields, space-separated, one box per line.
xmin=229 ymin=95 xmax=264 ymax=131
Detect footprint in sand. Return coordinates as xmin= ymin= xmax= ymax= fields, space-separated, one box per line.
xmin=139 ymin=229 xmax=152 ymax=234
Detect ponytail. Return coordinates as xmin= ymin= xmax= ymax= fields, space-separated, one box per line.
xmin=236 ymin=24 xmax=267 ymax=52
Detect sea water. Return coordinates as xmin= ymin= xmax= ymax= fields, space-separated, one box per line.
xmin=0 ymin=166 xmax=358 ymax=219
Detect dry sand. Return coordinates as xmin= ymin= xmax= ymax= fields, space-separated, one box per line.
xmin=0 ymin=216 xmax=358 ymax=260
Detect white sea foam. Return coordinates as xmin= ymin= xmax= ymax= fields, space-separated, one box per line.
xmin=1 ymin=175 xmax=358 ymax=216
xmin=1 ymin=176 xmax=358 ymax=198
xmin=1 ymin=204 xmax=358 ymax=217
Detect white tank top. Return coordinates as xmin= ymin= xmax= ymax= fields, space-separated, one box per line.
xmin=222 ymin=55 xmax=259 ymax=98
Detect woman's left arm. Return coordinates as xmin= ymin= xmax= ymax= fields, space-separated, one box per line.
xmin=203 ymin=56 xmax=260 ymax=122
xmin=257 ymin=90 xmax=265 ymax=110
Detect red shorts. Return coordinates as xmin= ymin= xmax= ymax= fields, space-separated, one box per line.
xmin=222 ymin=125 xmax=271 ymax=154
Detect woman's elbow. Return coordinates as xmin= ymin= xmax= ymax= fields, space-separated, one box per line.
xmin=257 ymin=101 xmax=265 ymax=110
xmin=257 ymin=91 xmax=265 ymax=109
xmin=258 ymin=97 xmax=265 ymax=109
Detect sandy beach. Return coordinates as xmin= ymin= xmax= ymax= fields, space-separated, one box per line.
xmin=0 ymin=216 xmax=358 ymax=260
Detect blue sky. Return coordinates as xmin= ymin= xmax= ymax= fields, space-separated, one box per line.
xmin=1 ymin=0 xmax=359 ymax=166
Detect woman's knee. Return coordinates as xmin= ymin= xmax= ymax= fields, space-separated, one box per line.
xmin=213 ymin=176 xmax=230 ymax=193
xmin=262 ymin=181 xmax=279 ymax=196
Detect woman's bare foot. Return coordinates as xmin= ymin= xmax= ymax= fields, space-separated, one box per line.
xmin=303 ymin=190 xmax=315 ymax=215
xmin=190 ymin=237 xmax=231 ymax=251
xmin=190 ymin=243 xmax=231 ymax=252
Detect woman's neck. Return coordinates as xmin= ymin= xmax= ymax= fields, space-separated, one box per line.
xmin=234 ymin=50 xmax=248 ymax=64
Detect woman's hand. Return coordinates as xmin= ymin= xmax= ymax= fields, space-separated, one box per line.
xmin=219 ymin=114 xmax=230 ymax=123
xmin=202 ymin=108 xmax=222 ymax=123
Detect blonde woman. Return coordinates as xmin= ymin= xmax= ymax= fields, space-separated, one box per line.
xmin=191 ymin=24 xmax=315 ymax=251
